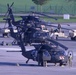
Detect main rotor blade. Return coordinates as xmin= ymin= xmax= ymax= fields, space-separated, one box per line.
xmin=46 ymin=38 xmax=68 ymax=50
xmin=10 ymin=2 xmax=14 ymax=8
xmin=47 ymin=24 xmax=73 ymax=31
xmin=4 ymin=4 xmax=9 ymax=17
xmin=7 ymin=4 xmax=9 ymax=8
xmin=32 ymin=12 xmax=57 ymax=20
xmin=4 ymin=2 xmax=14 ymax=18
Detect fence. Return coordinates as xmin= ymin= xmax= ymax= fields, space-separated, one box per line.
xmin=0 ymin=5 xmax=76 ymax=15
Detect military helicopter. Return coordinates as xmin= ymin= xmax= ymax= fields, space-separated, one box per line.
xmin=5 ymin=18 xmax=69 ymax=66
xmin=3 ymin=3 xmax=70 ymax=66
xmin=4 ymin=2 xmax=60 ymax=45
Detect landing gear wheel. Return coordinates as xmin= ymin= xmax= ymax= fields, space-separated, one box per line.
xmin=71 ymin=37 xmax=75 ymax=40
xmin=56 ymin=35 xmax=58 ymax=40
xmin=75 ymin=36 xmax=76 ymax=40
xmin=41 ymin=61 xmax=47 ymax=67
xmin=41 ymin=61 xmax=43 ymax=66
xmin=59 ymin=62 xmax=63 ymax=66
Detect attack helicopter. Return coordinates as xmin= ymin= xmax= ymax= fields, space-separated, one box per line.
xmin=3 ymin=3 xmax=70 ymax=66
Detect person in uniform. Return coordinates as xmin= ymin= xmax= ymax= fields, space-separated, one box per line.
xmin=58 ymin=23 xmax=61 ymax=32
xmin=38 ymin=49 xmax=43 ymax=66
xmin=37 ymin=42 xmax=45 ymax=66
xmin=49 ymin=27 xmax=54 ymax=39
xmin=68 ymin=52 xmax=73 ymax=67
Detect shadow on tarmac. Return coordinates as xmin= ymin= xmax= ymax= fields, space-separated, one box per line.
xmin=0 ymin=62 xmax=39 ymax=67
xmin=0 ymin=62 xmax=56 ymax=67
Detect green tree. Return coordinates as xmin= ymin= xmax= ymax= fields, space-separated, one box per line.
xmin=67 ymin=0 xmax=76 ymax=2
xmin=67 ymin=0 xmax=76 ymax=15
xmin=32 ymin=0 xmax=50 ymax=12
xmin=32 ymin=0 xmax=49 ymax=5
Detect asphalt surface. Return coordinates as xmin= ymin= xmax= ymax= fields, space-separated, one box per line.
xmin=0 ymin=23 xmax=76 ymax=75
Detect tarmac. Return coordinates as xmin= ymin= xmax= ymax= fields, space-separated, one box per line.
xmin=0 ymin=23 xmax=76 ymax=75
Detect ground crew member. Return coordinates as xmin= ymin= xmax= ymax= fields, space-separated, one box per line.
xmin=58 ymin=23 xmax=61 ymax=32
xmin=38 ymin=49 xmax=43 ymax=66
xmin=49 ymin=27 xmax=54 ymax=39
xmin=50 ymin=27 xmax=54 ymax=33
xmin=68 ymin=52 xmax=73 ymax=67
